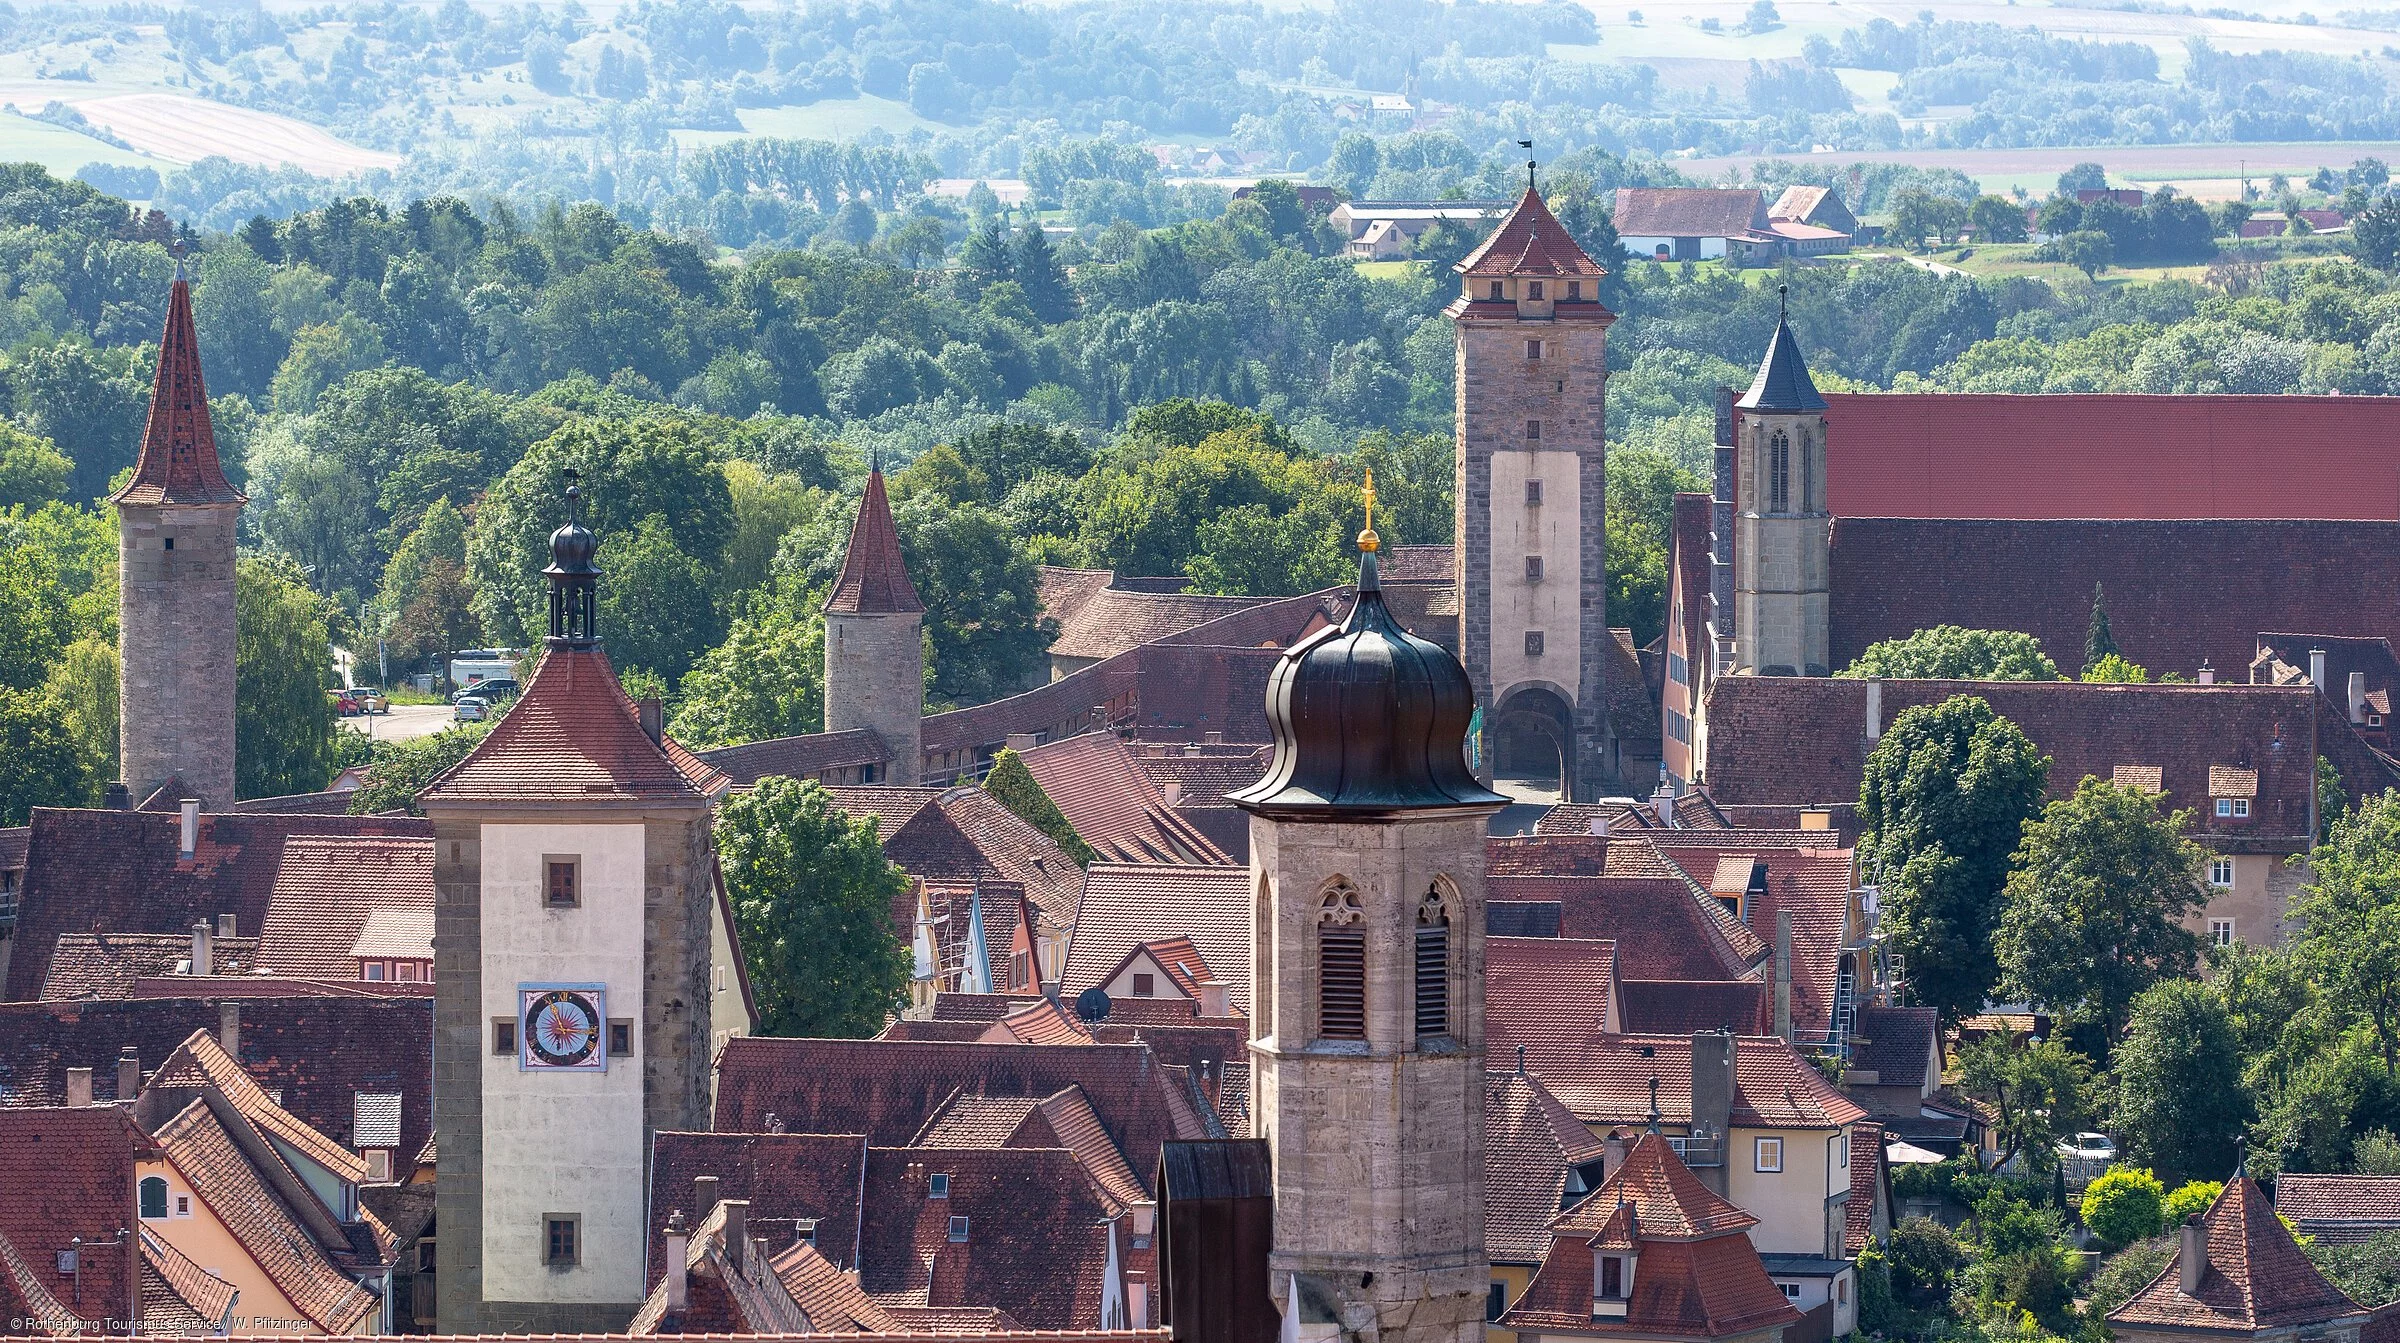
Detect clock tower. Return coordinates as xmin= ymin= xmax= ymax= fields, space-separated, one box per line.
xmin=420 ymin=482 xmax=727 ymax=1333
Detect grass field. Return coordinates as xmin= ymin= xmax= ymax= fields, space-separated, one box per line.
xmin=0 ymin=107 xmax=174 ymax=175
xmin=1350 ymin=260 xmax=1425 ymax=280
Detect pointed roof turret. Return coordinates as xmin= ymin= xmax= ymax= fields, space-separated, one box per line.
xmin=1456 ymin=187 xmax=1609 ymax=280
xmin=1550 ymin=1131 xmax=1757 ymax=1241
xmin=113 ymin=258 xmax=243 ymax=507
xmin=1736 ymin=288 xmax=1826 ymax=413
xmin=823 ymin=468 xmax=923 ymax=615
xmin=2109 ymin=1175 xmax=2366 ymax=1335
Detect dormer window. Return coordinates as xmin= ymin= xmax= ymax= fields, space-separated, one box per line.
xmin=1600 ymin=1256 xmax=1626 ymax=1298
xmin=948 ymin=1215 xmax=970 ymax=1243
xmin=1488 ymin=280 xmax=1504 ymax=300
xmin=929 ymin=1173 xmax=950 ymax=1199
xmin=1567 ymin=281 xmax=1582 ymax=300
xmin=1528 ymin=281 xmax=1545 ymax=301
xmin=2215 ymin=798 xmax=2250 ymax=818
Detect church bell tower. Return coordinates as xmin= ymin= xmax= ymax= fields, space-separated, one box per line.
xmin=1229 ymin=482 xmax=1509 ymax=1342
xmin=1730 ymin=295 xmax=1832 ymax=677
xmin=1449 ymin=183 xmax=1619 ymax=799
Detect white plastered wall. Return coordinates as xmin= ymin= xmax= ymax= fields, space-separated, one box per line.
xmin=1485 ymin=449 xmax=1584 ymax=703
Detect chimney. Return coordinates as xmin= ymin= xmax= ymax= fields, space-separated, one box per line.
xmin=721 ymin=1199 xmax=749 ymax=1273
xmin=178 ymin=799 xmax=200 ymax=858
xmin=216 ymin=913 xmax=235 ymax=938
xmin=1774 ymin=909 xmax=1794 ymax=1041
xmin=1865 ymin=677 xmax=1884 ymax=744
xmin=1588 ymin=812 xmax=1609 ymax=838
xmin=1689 ymin=1032 xmax=1735 ymax=1195
xmin=1005 ymin=733 xmax=1038 ymax=752
xmin=1651 ymin=784 xmax=1675 ymax=828
xmin=191 ymin=921 xmax=213 ymax=978
xmin=637 ymin=695 xmax=664 ymax=746
xmin=1129 ymin=1270 xmax=1150 ymax=1329
xmin=663 ymin=1210 xmax=689 ymax=1314
xmin=2198 ymin=660 xmax=2216 ymax=686
xmin=2310 ymin=648 xmax=2327 ymax=688
xmin=1162 ymin=780 xmax=1183 ymax=807
xmin=66 ymin=1067 xmax=93 ymax=1107
xmin=1602 ymin=1130 xmax=1627 ymax=1175
xmin=1203 ymin=731 xmax=1223 ymax=745
xmin=116 ymin=1046 xmax=140 ymax=1101
xmin=2349 ymin=672 xmax=2368 ymax=723
xmin=104 ymin=781 xmax=129 ymax=810
xmin=218 ymin=1002 xmax=241 ymax=1056
xmin=694 ymin=1175 xmax=721 ymax=1218
xmin=2179 ymin=1216 xmax=2206 ymax=1294
xmin=1196 ymin=980 xmax=1230 ymax=1017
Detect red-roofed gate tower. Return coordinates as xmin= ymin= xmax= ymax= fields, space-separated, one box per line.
xmin=113 ymin=262 xmax=244 ymax=811
xmin=1448 ymin=186 xmax=1621 ymax=800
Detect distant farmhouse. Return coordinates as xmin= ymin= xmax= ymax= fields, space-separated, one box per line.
xmin=1613 ymin=187 xmax=1853 ymax=263
xmin=1332 ymin=198 xmax=1511 ymax=259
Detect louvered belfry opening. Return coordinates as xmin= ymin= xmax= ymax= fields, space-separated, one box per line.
xmin=1415 ymin=887 xmax=1451 ymax=1039
xmin=1318 ymin=881 xmax=1366 ymax=1041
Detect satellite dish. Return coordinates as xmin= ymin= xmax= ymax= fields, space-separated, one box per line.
xmin=1075 ymin=987 xmax=1113 ymax=1023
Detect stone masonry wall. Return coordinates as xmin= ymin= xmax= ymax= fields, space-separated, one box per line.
xmin=118 ymin=501 xmax=239 ymax=809
xmin=825 ymin=611 xmax=923 ymax=783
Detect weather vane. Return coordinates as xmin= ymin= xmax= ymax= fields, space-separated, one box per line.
xmin=1518 ymin=139 xmax=1535 ymax=192
xmin=1358 ymin=467 xmax=1381 ymax=553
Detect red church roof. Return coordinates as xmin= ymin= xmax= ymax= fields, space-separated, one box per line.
xmin=824 ymin=470 xmax=923 ymax=615
xmin=1457 ymin=188 xmax=1608 ymax=278
xmin=112 ymin=266 xmax=242 ymax=507
xmin=1816 ymin=393 xmax=2400 ymax=521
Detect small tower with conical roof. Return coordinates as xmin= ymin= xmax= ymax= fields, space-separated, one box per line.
xmin=1731 ymin=291 xmax=1831 ymax=677
xmin=114 ymin=259 xmax=244 ymax=811
xmin=823 ymin=466 xmax=923 ymax=784
xmin=1447 ymin=181 xmax=1620 ymax=799
xmin=1229 ymin=481 xmax=1509 ymax=1343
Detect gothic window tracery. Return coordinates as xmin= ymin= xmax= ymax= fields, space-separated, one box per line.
xmin=1318 ymin=880 xmax=1366 ymax=1040
xmin=1415 ymin=884 xmax=1453 ymax=1039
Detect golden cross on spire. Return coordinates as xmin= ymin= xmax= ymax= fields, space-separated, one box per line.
xmin=1358 ymin=467 xmax=1381 ymax=553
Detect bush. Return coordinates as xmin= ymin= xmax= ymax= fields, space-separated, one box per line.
xmin=2162 ymin=1179 xmax=2221 ymax=1225
xmin=1886 ymin=1215 xmax=1969 ymax=1310
xmin=2085 ymin=1236 xmax=2177 ymax=1324
xmin=2082 ymin=1166 xmax=2167 ymax=1246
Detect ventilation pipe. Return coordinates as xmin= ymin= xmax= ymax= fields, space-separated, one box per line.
xmin=1651 ymin=784 xmax=1675 ymax=828
xmin=191 ymin=921 xmax=213 ymax=978
xmin=218 ymin=1002 xmax=241 ymax=1056
xmin=2349 ymin=672 xmax=2368 ymax=723
xmin=2310 ymin=648 xmax=2327 ymax=688
xmin=178 ymin=799 xmax=200 ymax=859
xmin=1865 ymin=677 xmax=1884 ymax=744
xmin=663 ymin=1210 xmax=689 ymax=1314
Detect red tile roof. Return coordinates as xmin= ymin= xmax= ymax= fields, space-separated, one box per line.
xmin=147 ymin=1026 xmax=368 ymax=1183
xmin=824 ymin=471 xmax=923 ymax=615
xmin=419 ymin=646 xmax=725 ymax=806
xmin=1489 ymin=936 xmax=1618 ymax=1044
xmin=1512 ymin=1033 xmax=1866 ymax=1131
xmin=1617 ymin=980 xmax=1770 ymax=1036
xmin=1459 ymin=188 xmax=1609 ymax=277
xmin=1828 ymin=517 xmax=2400 ymax=687
xmin=1561 ymin=1132 xmax=1757 ymax=1240
xmin=1036 ymin=567 xmax=1117 ymax=634
xmin=0 ymin=1106 xmax=143 ymax=1331
xmin=40 ymin=932 xmax=260 ymax=999
xmin=1019 ymin=734 xmax=1231 ymax=865
xmin=1845 ymin=1122 xmax=1885 ymax=1255
xmin=1049 ymin=589 xmax=1274 ymax=663
xmin=2276 ymin=1173 xmax=2400 ymax=1243
xmin=858 ymin=1147 xmax=1114 ymax=1329
xmin=140 ymin=1226 xmax=238 ymax=1333
xmin=1702 ymin=679 xmax=2347 ymax=842
xmin=255 ymin=836 xmax=432 ymax=978
xmin=1061 ymin=864 xmax=1251 ymax=1014
xmin=4 ymin=808 xmax=431 ymax=1003
xmin=1654 ymin=843 xmax=1853 ymax=1036
xmin=2110 ymin=1175 xmax=2365 ymax=1333
xmin=911 ymin=1084 xmax=1148 ymax=1215
xmin=647 ymin=1133 xmax=869 ymax=1282
xmin=1851 ymin=1006 xmax=1939 ymax=1090
xmin=110 ymin=272 xmax=242 ymax=507
xmin=1611 ymin=188 xmax=1769 ymax=242
xmin=703 ymin=729 xmax=893 ymax=787
xmin=772 ymin=1237 xmax=902 ymax=1333
xmin=1489 ymin=875 xmax=1759 ymax=983
xmin=1486 ymin=1072 xmax=1605 ymax=1266
xmin=1820 ymin=393 xmax=2400 ymax=522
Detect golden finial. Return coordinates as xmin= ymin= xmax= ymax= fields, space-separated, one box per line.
xmin=1358 ymin=467 xmax=1381 ymax=553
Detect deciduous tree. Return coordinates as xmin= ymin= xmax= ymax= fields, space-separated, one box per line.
xmin=1842 ymin=626 xmax=2061 ymax=680
xmin=2292 ymin=790 xmax=2400 ymax=1076
xmin=715 ymin=775 xmax=910 ymax=1037
xmin=2114 ymin=978 xmax=2249 ymax=1181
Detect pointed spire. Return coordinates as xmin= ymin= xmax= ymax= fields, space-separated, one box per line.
xmin=1736 ymin=288 xmax=1826 ymax=413
xmin=112 ymin=261 xmax=242 ymax=507
xmin=822 ymin=467 xmax=923 ymax=615
xmin=960 ymin=885 xmax=994 ymax=995
xmin=1455 ymin=186 xmax=1608 ymax=280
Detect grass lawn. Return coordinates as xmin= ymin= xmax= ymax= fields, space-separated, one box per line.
xmin=1350 ymin=259 xmax=1425 ymax=280
xmin=0 ymin=108 xmax=177 ymax=176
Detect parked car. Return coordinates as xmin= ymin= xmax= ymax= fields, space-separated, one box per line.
xmin=454 ymin=696 xmax=489 ymax=722
xmin=329 ymin=690 xmax=360 ymax=716
xmin=2056 ymin=1132 xmax=2117 ymax=1162
xmin=354 ymin=691 xmax=389 ymax=714
xmin=455 ymin=677 xmax=520 ymax=705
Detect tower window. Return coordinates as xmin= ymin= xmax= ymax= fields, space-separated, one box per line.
xmin=1526 ymin=339 xmax=1544 ymax=360
xmin=1317 ymin=881 xmax=1367 ymax=1042
xmin=1525 ymin=631 xmax=1545 ymax=657
xmin=493 ymin=1019 xmax=518 ymax=1055
xmin=544 ymin=1214 xmax=580 ymax=1267
xmin=1567 ymin=281 xmax=1582 ymax=300
xmin=1528 ymin=281 xmax=1545 ymax=301
xmin=608 ymin=1019 xmax=633 ymax=1057
xmin=1526 ymin=479 xmax=1543 ymax=506
xmin=1769 ymin=431 xmax=1792 ymax=513
xmin=1525 ymin=419 xmax=1542 ymax=441
xmin=163 ymin=537 xmax=174 ymax=551
xmin=1488 ymin=280 xmax=1503 ymax=300
xmin=544 ymin=857 xmax=580 ymax=908
xmin=1525 ymin=555 xmax=1544 ymax=582
xmin=1415 ymin=888 xmax=1451 ymax=1039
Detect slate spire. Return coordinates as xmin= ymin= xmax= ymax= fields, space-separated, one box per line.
xmin=113 ymin=261 xmax=243 ymax=506
xmin=1736 ymin=286 xmax=1826 ymax=413
xmin=823 ymin=468 xmax=923 ymax=615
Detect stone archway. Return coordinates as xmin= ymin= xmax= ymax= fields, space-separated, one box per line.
xmin=1491 ymin=684 xmax=1575 ymax=803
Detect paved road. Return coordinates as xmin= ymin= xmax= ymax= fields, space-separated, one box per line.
xmin=342 ymin=703 xmax=460 ymax=744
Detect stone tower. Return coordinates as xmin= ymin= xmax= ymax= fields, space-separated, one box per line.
xmin=420 ymin=484 xmax=726 ymax=1333
xmin=1448 ymin=185 xmax=1619 ymax=800
xmin=1229 ymin=493 xmax=1509 ymax=1343
xmin=823 ymin=466 xmax=923 ymax=784
xmin=1730 ymin=301 xmax=1831 ymax=676
xmin=114 ymin=261 xmax=243 ymax=811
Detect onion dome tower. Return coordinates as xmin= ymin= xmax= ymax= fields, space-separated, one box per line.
xmin=114 ymin=257 xmax=244 ymax=811
xmin=1230 ymin=475 xmax=1505 ymax=1343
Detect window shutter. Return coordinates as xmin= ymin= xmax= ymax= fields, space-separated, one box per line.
xmin=1414 ymin=924 xmax=1449 ymax=1037
xmin=1319 ymin=930 xmax=1366 ymax=1040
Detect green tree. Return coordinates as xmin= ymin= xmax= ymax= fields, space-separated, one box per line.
xmin=0 ymin=684 xmax=86 ymax=824
xmin=2292 ymin=790 xmax=2400 ymax=1076
xmin=1958 ymin=1035 xmax=2097 ymax=1174
xmin=2353 ymin=196 xmax=2400 ymax=273
xmin=1082 ymin=425 xmax=1345 ymax=581
xmin=2356 ymin=1129 xmax=2400 ymax=1174
xmin=1338 ymin=430 xmax=1453 ymax=547
xmin=1188 ymin=500 xmax=1351 ymax=596
xmin=2081 ymin=1167 xmax=2167 ymax=1247
xmin=1996 ymin=777 xmax=2208 ymax=1041
xmin=0 ymin=541 xmax=73 ymax=691
xmin=2084 ymin=581 xmax=2118 ymax=673
xmin=235 ymin=556 xmax=337 ymax=800
xmin=1011 ymin=223 xmax=1075 ymax=324
xmin=1884 ymin=1217 xmax=1968 ymax=1312
xmin=2082 ymin=653 xmax=2150 ymax=684
xmin=43 ymin=634 xmax=116 ymax=800
xmin=2055 ymin=230 xmax=2115 ymax=279
xmin=0 ymin=422 xmax=71 ymax=509
xmin=983 ymin=747 xmax=1092 ymax=865
xmin=1970 ymin=195 xmax=2030 ymax=244
xmin=13 ymin=340 xmax=150 ymax=504
xmin=345 ymin=719 xmax=496 ymax=815
xmin=2162 ymin=1180 xmax=2221 ymax=1223
xmin=1841 ymin=626 xmax=2061 ymax=680
xmin=671 ymin=593 xmax=824 ymax=749
xmin=2114 ymin=978 xmax=2250 ymax=1181
xmin=1859 ymin=695 xmax=2052 ymax=1026
xmin=269 ymin=313 xmax=390 ymax=413
xmin=598 ymin=513 xmax=723 ymax=683
xmin=715 ymin=775 xmax=911 ymax=1037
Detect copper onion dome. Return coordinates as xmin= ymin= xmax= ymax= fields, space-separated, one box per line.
xmin=1228 ymin=473 xmax=1506 ymax=818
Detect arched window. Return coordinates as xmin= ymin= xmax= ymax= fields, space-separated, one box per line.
xmin=139 ymin=1176 xmax=168 ymax=1220
xmin=1768 ymin=431 xmax=1791 ymax=513
xmin=1317 ymin=881 xmax=1366 ymax=1041
xmin=1415 ymin=887 xmax=1452 ymax=1039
